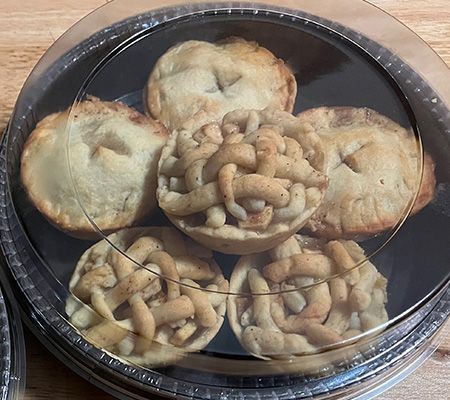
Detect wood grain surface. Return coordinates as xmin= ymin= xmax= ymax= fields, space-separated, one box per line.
xmin=0 ymin=1 xmax=449 ymax=399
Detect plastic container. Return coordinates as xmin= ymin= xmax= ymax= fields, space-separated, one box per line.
xmin=1 ymin=1 xmax=449 ymax=399
xmin=0 ymin=276 xmax=26 ymax=400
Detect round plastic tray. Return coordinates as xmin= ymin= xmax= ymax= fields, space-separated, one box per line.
xmin=0 ymin=1 xmax=449 ymax=399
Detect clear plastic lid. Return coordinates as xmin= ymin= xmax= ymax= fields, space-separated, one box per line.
xmin=2 ymin=0 xmax=449 ymax=398
xmin=0 ymin=282 xmax=26 ymax=400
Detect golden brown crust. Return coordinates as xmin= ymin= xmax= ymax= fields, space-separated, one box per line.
xmin=157 ymin=108 xmax=327 ymax=255
xmin=296 ymin=106 xmax=436 ymax=239
xmin=412 ymin=152 xmax=436 ymax=214
xmin=66 ymin=227 xmax=228 ymax=367
xmin=146 ymin=38 xmax=297 ymax=130
xmin=227 ymin=234 xmax=388 ymax=360
xmin=167 ymin=213 xmax=302 ymax=255
xmin=79 ymin=96 xmax=169 ymax=132
xmin=21 ymin=98 xmax=169 ymax=238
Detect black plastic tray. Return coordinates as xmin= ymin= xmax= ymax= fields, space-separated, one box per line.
xmin=0 ymin=3 xmax=449 ymax=399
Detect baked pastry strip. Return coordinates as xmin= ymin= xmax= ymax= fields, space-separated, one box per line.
xmin=66 ymin=227 xmax=228 ymax=368
xmin=228 ymin=235 xmax=388 ymax=360
xmin=158 ymin=108 xmax=327 ymax=254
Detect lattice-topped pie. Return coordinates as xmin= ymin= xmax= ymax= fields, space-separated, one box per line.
xmin=157 ymin=109 xmax=328 ymax=255
xmin=228 ymin=235 xmax=388 ymax=359
xmin=66 ymin=227 xmax=228 ymax=367
xmin=297 ymin=107 xmax=436 ymax=239
xmin=21 ymin=98 xmax=168 ymax=238
xmin=146 ymin=37 xmax=297 ymax=130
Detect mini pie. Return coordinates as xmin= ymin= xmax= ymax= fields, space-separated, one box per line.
xmin=146 ymin=37 xmax=297 ymax=131
xmin=157 ymin=108 xmax=328 ymax=255
xmin=21 ymin=98 xmax=169 ymax=238
xmin=66 ymin=227 xmax=228 ymax=367
xmin=296 ymin=106 xmax=436 ymax=239
xmin=228 ymin=234 xmax=388 ymax=359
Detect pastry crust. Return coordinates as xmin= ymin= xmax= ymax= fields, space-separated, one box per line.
xmin=20 ymin=98 xmax=169 ymax=238
xmin=228 ymin=234 xmax=388 ymax=360
xmin=66 ymin=227 xmax=228 ymax=368
xmin=296 ymin=107 xmax=436 ymax=239
xmin=157 ymin=108 xmax=327 ymax=255
xmin=146 ymin=37 xmax=297 ymax=130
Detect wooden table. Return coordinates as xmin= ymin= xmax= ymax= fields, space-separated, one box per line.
xmin=1 ymin=0 xmax=449 ymax=399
